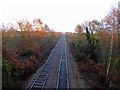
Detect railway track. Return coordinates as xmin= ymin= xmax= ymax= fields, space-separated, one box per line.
xmin=29 ymin=34 xmax=69 ymax=89
xmin=29 ymin=36 xmax=63 ymax=90
xmin=57 ymin=35 xmax=69 ymax=89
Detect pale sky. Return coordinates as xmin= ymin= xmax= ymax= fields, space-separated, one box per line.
xmin=0 ymin=0 xmax=119 ymax=32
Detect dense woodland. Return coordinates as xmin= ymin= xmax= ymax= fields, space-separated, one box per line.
xmin=67 ymin=7 xmax=120 ymax=88
xmin=1 ymin=19 xmax=61 ymax=89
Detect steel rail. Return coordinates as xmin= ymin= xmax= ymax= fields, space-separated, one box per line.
xmin=56 ymin=35 xmax=69 ymax=89
xmin=29 ymin=36 xmax=63 ymax=90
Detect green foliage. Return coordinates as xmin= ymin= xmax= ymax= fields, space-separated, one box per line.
xmin=85 ymin=27 xmax=100 ymax=62
xmin=70 ymin=32 xmax=100 ymax=63
xmin=13 ymin=67 xmax=25 ymax=78
xmin=2 ymin=59 xmax=15 ymax=89
xmin=2 ymin=58 xmax=25 ymax=77
xmin=2 ymin=59 xmax=12 ymax=75
xmin=67 ymin=29 xmax=119 ymax=88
